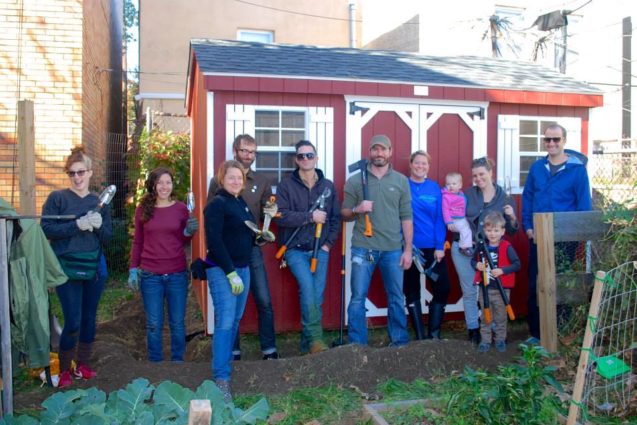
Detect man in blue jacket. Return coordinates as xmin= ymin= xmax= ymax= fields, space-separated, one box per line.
xmin=522 ymin=122 xmax=592 ymax=343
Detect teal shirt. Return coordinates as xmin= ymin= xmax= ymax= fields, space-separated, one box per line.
xmin=343 ymin=165 xmax=412 ymax=251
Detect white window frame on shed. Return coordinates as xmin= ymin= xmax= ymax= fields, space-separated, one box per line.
xmin=225 ymin=104 xmax=334 ymax=188
xmin=497 ymin=115 xmax=582 ymax=194
xmin=237 ymin=29 xmax=274 ymax=43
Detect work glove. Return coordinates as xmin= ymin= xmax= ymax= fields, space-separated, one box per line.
xmin=76 ymin=215 xmax=93 ymax=232
xmin=87 ymin=211 xmax=102 ymax=229
xmin=127 ymin=268 xmax=139 ymax=291
xmin=263 ymin=201 xmax=278 ymax=217
xmin=184 ymin=217 xmax=199 ymax=236
xmin=226 ymin=271 xmax=244 ymax=295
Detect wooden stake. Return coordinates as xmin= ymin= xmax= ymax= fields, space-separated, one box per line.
xmin=567 ymin=271 xmax=606 ymax=425
xmin=188 ymin=399 xmax=212 ymax=425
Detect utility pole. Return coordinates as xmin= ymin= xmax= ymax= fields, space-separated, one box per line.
xmin=622 ymin=17 xmax=632 ymax=148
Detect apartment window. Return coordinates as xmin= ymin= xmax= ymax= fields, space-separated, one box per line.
xmin=497 ymin=116 xmax=581 ymax=193
xmin=237 ymin=30 xmax=273 ymax=43
xmin=254 ymin=109 xmax=307 ymax=186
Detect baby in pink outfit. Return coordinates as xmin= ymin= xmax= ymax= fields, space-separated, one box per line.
xmin=442 ymin=172 xmax=473 ymax=256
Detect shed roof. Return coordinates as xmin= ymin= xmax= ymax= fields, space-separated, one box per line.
xmin=190 ymin=39 xmax=601 ymax=95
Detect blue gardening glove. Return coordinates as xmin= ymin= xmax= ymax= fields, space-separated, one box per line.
xmin=128 ymin=268 xmax=139 ymax=291
xmin=226 ymin=271 xmax=244 ymax=295
xmin=184 ymin=217 xmax=199 ymax=236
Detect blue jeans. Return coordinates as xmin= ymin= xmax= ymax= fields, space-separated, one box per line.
xmin=208 ymin=266 xmax=250 ymax=381
xmin=233 ymin=246 xmax=277 ymax=356
xmin=450 ymin=241 xmax=480 ymax=330
xmin=347 ymin=247 xmax=409 ymax=346
xmin=140 ymin=270 xmax=189 ymax=362
xmin=285 ymin=248 xmax=329 ymax=352
xmin=56 ymin=254 xmax=107 ymax=351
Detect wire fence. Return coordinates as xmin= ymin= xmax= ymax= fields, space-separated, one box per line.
xmin=572 ymin=261 xmax=637 ymax=423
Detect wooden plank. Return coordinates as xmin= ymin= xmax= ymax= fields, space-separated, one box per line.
xmin=0 ymin=219 xmax=13 ymax=416
xmin=567 ymin=271 xmax=606 ymax=425
xmin=535 ymin=213 xmax=558 ymax=353
xmin=188 ymin=399 xmax=212 ymax=425
xmin=552 ymin=211 xmax=609 ymax=242
xmin=17 ymin=100 xmax=35 ymax=216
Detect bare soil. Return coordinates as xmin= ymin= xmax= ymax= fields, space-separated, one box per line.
xmin=14 ymin=293 xmax=529 ymax=411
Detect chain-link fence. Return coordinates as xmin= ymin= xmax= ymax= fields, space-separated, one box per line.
xmin=590 ymin=151 xmax=637 ymax=209
xmin=146 ymin=110 xmax=190 ymax=134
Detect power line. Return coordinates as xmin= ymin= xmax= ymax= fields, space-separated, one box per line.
xmin=233 ymin=0 xmax=363 ymax=22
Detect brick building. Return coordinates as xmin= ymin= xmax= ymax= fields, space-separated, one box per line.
xmin=0 ymin=0 xmax=124 ymax=213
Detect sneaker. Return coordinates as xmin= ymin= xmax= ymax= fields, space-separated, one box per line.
xmin=524 ymin=337 xmax=541 ymax=346
xmin=232 ymin=353 xmax=241 ymax=361
xmin=478 ymin=343 xmax=491 ymax=353
xmin=309 ymin=340 xmax=328 ymax=354
xmin=459 ymin=247 xmax=473 ymax=257
xmin=73 ymin=363 xmax=96 ymax=380
xmin=495 ymin=341 xmax=507 ymax=352
xmin=215 ymin=379 xmax=232 ymax=404
xmin=262 ymin=351 xmax=279 ymax=360
xmin=58 ymin=370 xmax=73 ymax=388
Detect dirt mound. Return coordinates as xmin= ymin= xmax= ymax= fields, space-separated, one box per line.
xmin=14 ymin=296 xmax=525 ymax=410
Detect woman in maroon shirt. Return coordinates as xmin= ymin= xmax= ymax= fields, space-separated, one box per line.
xmin=128 ymin=167 xmax=198 ymax=362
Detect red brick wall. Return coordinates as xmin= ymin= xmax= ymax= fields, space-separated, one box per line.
xmin=0 ymin=0 xmax=118 ymax=213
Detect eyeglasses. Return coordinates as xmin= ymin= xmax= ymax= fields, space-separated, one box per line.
xmin=296 ymin=152 xmax=316 ymax=161
xmin=67 ymin=169 xmax=89 ymax=177
xmin=543 ymin=137 xmax=562 ymax=143
xmin=238 ymin=148 xmax=257 ymax=155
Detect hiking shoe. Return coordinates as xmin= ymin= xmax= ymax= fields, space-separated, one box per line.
xmin=58 ymin=370 xmax=73 ymax=388
xmin=309 ymin=340 xmax=328 ymax=354
xmin=262 ymin=351 xmax=279 ymax=360
xmin=459 ymin=247 xmax=473 ymax=257
xmin=215 ymin=379 xmax=232 ymax=404
xmin=495 ymin=341 xmax=507 ymax=353
xmin=478 ymin=343 xmax=491 ymax=353
xmin=73 ymin=363 xmax=96 ymax=380
xmin=524 ymin=337 xmax=541 ymax=346
xmin=468 ymin=328 xmax=481 ymax=346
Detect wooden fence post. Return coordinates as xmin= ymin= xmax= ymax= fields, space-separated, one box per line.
xmin=0 ymin=219 xmax=13 ymax=416
xmin=17 ymin=100 xmax=35 ymax=216
xmin=534 ymin=212 xmax=558 ymax=353
xmin=188 ymin=399 xmax=212 ymax=425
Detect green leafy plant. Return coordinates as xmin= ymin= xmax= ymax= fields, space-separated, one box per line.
xmin=129 ymin=127 xmax=191 ymax=207
xmin=444 ymin=345 xmax=563 ymax=425
xmin=1 ymin=378 xmax=268 ymax=425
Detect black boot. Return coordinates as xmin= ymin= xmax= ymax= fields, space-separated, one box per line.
xmin=427 ymin=303 xmax=445 ymax=339
xmin=468 ymin=328 xmax=481 ymax=346
xmin=407 ymin=302 xmax=426 ymax=340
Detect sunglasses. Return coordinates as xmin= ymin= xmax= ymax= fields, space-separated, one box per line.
xmin=67 ymin=169 xmax=89 ymax=177
xmin=296 ymin=152 xmax=316 ymax=160
xmin=543 ymin=137 xmax=562 ymax=143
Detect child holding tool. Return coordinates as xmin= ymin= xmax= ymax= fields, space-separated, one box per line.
xmin=472 ymin=211 xmax=520 ymax=353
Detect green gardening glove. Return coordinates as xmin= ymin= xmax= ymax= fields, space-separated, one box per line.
xmin=226 ymin=271 xmax=244 ymax=295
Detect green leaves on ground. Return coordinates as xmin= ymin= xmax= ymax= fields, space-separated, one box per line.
xmin=1 ymin=378 xmax=268 ymax=425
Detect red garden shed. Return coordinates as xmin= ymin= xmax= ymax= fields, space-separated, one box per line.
xmin=185 ymin=39 xmax=603 ymax=334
